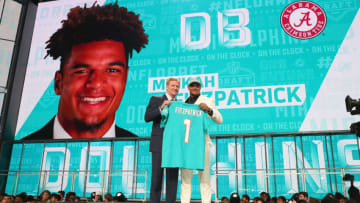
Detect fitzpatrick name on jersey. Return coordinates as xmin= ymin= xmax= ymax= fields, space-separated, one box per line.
xmin=175 ymin=107 xmax=203 ymax=117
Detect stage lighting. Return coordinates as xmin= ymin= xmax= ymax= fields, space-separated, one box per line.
xmin=345 ymin=96 xmax=360 ymax=115
xmin=345 ymin=96 xmax=360 ymax=137
xmin=343 ymin=173 xmax=354 ymax=182
xmin=343 ymin=174 xmax=360 ymax=201
xmin=90 ymin=192 xmax=96 ymax=199
xmin=114 ymin=192 xmax=127 ymax=202
xmin=229 ymin=192 xmax=240 ymax=203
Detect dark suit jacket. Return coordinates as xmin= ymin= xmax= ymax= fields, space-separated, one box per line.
xmin=21 ymin=117 xmax=137 ymax=140
xmin=144 ymin=94 xmax=167 ymax=153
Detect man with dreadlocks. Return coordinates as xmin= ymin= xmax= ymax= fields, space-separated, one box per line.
xmin=22 ymin=2 xmax=148 ymax=140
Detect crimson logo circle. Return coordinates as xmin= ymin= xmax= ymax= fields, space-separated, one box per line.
xmin=281 ymin=1 xmax=326 ymax=39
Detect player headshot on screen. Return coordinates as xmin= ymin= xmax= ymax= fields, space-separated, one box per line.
xmin=22 ymin=3 xmax=148 ymax=140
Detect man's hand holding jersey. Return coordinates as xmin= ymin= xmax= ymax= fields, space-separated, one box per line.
xmin=161 ymin=100 xmax=172 ymax=110
xmin=198 ymin=103 xmax=213 ymax=116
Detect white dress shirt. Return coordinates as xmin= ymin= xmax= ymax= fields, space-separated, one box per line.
xmin=165 ymin=93 xmax=176 ymax=101
xmin=53 ymin=115 xmax=116 ymax=139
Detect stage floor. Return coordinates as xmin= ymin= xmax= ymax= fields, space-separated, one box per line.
xmin=127 ymin=200 xmax=216 ymax=203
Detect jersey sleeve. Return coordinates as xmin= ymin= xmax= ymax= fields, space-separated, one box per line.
xmin=160 ymin=106 xmax=169 ymax=128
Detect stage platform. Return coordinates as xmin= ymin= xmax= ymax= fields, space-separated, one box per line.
xmin=127 ymin=200 xmax=216 ymax=203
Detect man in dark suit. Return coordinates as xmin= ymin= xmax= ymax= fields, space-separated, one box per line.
xmin=145 ymin=78 xmax=180 ymax=203
xmin=21 ymin=3 xmax=148 ymax=140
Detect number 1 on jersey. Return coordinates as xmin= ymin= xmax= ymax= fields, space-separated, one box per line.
xmin=183 ymin=119 xmax=191 ymax=143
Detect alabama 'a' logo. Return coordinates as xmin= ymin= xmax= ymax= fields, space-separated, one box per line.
xmin=281 ymin=1 xmax=326 ymax=39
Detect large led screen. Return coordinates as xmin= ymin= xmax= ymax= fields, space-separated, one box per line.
xmin=15 ymin=0 xmax=360 ymax=140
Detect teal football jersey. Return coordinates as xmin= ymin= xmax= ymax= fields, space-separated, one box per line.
xmin=160 ymin=101 xmax=209 ymax=170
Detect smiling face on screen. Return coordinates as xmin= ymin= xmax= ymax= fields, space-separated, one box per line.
xmin=55 ymin=40 xmax=128 ymax=138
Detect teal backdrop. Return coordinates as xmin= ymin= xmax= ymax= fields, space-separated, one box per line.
xmin=15 ymin=0 xmax=360 ymax=139
xmin=6 ymin=0 xmax=360 ymax=200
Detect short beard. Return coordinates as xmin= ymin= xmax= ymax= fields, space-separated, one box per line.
xmin=74 ymin=119 xmax=107 ymax=133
